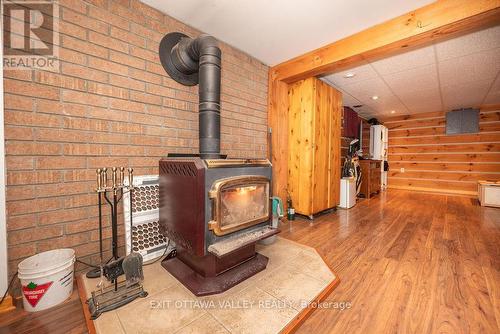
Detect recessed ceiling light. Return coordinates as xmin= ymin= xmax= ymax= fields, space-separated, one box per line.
xmin=371 ymin=95 xmax=379 ymax=100
xmin=343 ymin=72 xmax=356 ymax=78
xmin=390 ymin=110 xmax=396 ymax=114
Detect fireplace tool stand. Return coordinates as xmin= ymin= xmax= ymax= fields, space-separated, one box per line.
xmin=87 ymin=167 xmax=148 ymax=320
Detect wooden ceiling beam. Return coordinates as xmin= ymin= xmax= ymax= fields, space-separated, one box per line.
xmin=268 ymin=0 xmax=500 ymax=204
xmin=270 ymin=0 xmax=500 ymax=83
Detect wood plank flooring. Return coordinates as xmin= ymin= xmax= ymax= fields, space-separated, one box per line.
xmin=0 ymin=189 xmax=498 ymax=333
xmin=280 ymin=189 xmax=500 ymax=333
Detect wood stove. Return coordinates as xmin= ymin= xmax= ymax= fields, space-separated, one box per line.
xmin=157 ymin=32 xmax=278 ymax=295
xmin=159 ymin=157 xmax=278 ymax=295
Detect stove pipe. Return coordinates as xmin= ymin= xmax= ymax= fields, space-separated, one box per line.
xmin=159 ymin=33 xmax=221 ymax=159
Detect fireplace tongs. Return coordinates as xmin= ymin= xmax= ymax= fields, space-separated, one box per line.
xmin=207 ymin=226 xmax=280 ymax=258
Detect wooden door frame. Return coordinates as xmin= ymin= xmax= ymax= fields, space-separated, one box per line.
xmin=268 ymin=0 xmax=500 ymax=202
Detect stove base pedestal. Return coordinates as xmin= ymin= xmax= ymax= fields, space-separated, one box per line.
xmin=161 ymin=252 xmax=269 ymax=296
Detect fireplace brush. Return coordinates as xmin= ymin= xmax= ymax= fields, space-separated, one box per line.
xmin=87 ymin=166 xmax=147 ymax=320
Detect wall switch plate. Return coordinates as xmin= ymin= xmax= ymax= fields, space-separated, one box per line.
xmin=400 ymin=167 xmax=405 ymax=173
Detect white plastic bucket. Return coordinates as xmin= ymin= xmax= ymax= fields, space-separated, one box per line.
xmin=18 ymin=248 xmax=75 ymax=312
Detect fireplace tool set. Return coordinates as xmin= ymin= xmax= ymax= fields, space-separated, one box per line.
xmin=87 ymin=167 xmax=148 ymax=320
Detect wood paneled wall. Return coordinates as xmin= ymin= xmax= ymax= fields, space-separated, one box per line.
xmin=383 ymin=106 xmax=500 ymax=196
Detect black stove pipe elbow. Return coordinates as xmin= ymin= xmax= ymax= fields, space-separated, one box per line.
xmin=159 ymin=33 xmax=221 ymax=159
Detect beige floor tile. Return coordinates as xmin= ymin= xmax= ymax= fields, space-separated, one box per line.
xmin=142 ymin=261 xmax=178 ymax=295
xmin=94 ymin=311 xmax=125 ymax=334
xmin=259 ymin=264 xmax=328 ymax=311
xmin=288 ymin=250 xmax=336 ymax=283
xmin=175 ymin=313 xmax=229 ymax=334
xmin=256 ymin=238 xmax=304 ymax=271
xmin=208 ymin=285 xmax=298 ymax=334
xmin=116 ymin=284 xmax=208 ymax=333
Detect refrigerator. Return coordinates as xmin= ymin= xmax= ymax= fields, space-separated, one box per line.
xmin=369 ymin=125 xmax=388 ymax=189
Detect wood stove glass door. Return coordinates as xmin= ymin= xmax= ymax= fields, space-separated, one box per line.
xmin=209 ymin=176 xmax=270 ymax=236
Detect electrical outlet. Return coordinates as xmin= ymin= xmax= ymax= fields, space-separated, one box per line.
xmin=400 ymin=167 xmax=405 ymax=173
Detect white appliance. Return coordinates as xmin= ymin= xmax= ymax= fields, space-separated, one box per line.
xmin=339 ymin=177 xmax=356 ymax=209
xmin=370 ymin=125 xmax=388 ymax=189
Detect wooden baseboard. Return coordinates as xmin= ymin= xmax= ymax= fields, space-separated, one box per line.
xmin=0 ymin=294 xmax=16 ymax=314
xmin=388 ymin=185 xmax=477 ymax=197
xmin=76 ymin=275 xmax=96 ymax=334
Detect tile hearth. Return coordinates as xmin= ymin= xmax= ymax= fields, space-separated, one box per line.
xmin=79 ymin=237 xmax=338 ymax=334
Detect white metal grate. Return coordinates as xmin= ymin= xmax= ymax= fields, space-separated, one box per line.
xmin=123 ymin=175 xmax=172 ymax=262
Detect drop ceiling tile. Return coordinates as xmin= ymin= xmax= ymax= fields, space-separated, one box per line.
xmin=369 ymin=45 xmax=435 ymax=75
xmin=383 ymin=63 xmax=439 ymax=95
xmin=323 ymin=62 xmax=378 ymax=86
xmin=341 ymin=77 xmax=393 ymax=104
xmin=438 ymin=48 xmax=500 ymax=87
xmin=365 ymin=96 xmax=408 ymax=114
xmin=441 ymin=79 xmax=493 ymax=110
xmin=398 ymin=88 xmax=442 ymax=112
xmin=435 ymin=25 xmax=500 ymax=61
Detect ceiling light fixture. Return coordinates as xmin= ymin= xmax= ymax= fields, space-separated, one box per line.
xmin=343 ymin=72 xmax=356 ymax=78
xmin=371 ymin=95 xmax=379 ymax=100
xmin=390 ymin=110 xmax=396 ymax=114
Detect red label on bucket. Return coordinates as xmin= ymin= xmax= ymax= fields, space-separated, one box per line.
xmin=22 ymin=281 xmax=53 ymax=307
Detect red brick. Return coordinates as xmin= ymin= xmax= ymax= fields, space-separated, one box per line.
xmin=110 ymin=50 xmax=145 ymax=70
xmin=6 ymin=157 xmax=34 ymax=170
xmin=108 ymin=74 xmax=145 ymax=91
xmin=4 ymin=93 xmax=34 ymax=111
xmin=6 ymin=185 xmax=35 ymax=201
xmin=39 ymin=207 xmax=88 ymax=225
xmin=109 ymin=97 xmax=145 ymax=113
xmin=37 ymin=100 xmax=87 ymax=117
xmin=60 ymin=20 xmax=87 ymax=40
xmin=34 ymin=71 xmax=86 ymax=91
xmin=62 ymin=90 xmax=109 ymax=108
xmin=5 ymin=141 xmax=61 ymax=155
xmin=4 ymin=79 xmax=60 ymax=100
xmin=128 ymin=67 xmax=161 ymax=84
xmin=36 ymin=156 xmax=87 ymax=169
xmin=5 ymin=126 xmax=34 ymax=141
xmin=5 ymin=110 xmax=62 ymax=128
xmin=129 ymin=46 xmax=157 ymax=63
xmin=7 ymin=198 xmax=63 ymax=216
xmin=8 ymin=244 xmax=37 ymax=260
xmin=60 ymin=0 xmax=87 ymax=14
xmin=88 ymin=6 xmax=129 ymax=30
xmin=7 ymin=170 xmax=63 ymax=185
xmin=7 ymin=214 xmax=36 ymax=231
xmin=37 ymin=233 xmax=91 ymax=252
xmin=61 ymin=7 xmax=108 ymax=34
xmin=130 ymin=90 xmax=161 ymax=105
xmin=61 ymin=62 xmax=108 ymax=83
xmin=63 ymin=143 xmax=109 ymax=156
xmin=62 ymin=35 xmax=108 ymax=58
xmin=89 ymin=57 xmax=128 ymax=75
xmin=59 ymin=48 xmax=87 ymax=65
xmin=130 ymin=0 xmax=164 ymax=22
xmin=110 ymin=26 xmax=145 ymax=47
xmin=87 ymin=82 xmax=129 ymax=99
xmin=89 ymin=31 xmax=129 ymax=53
xmin=110 ymin=145 xmax=144 ymax=156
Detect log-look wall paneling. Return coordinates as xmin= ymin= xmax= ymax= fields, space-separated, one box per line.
xmin=288 ymin=78 xmax=341 ymax=216
xmin=268 ymin=0 xmax=500 ymax=203
xmin=384 ymin=107 xmax=500 ymax=196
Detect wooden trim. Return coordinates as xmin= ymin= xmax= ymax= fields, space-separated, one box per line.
xmin=279 ymin=237 xmax=341 ymax=333
xmin=268 ymin=1 xmax=500 ymax=202
xmin=77 ymin=274 xmax=96 ymax=334
xmin=388 ymin=184 xmax=476 ymax=197
xmin=0 ymin=294 xmax=16 ymax=314
xmin=282 ymin=276 xmax=341 ymax=334
xmin=271 ymin=0 xmax=500 ymax=82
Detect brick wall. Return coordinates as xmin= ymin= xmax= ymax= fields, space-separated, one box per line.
xmin=4 ymin=0 xmax=268 ymax=276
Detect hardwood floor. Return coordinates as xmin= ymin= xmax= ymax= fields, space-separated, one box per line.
xmin=280 ymin=189 xmax=500 ymax=333
xmin=0 ymin=189 xmax=498 ymax=333
xmin=0 ymin=288 xmax=87 ymax=334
